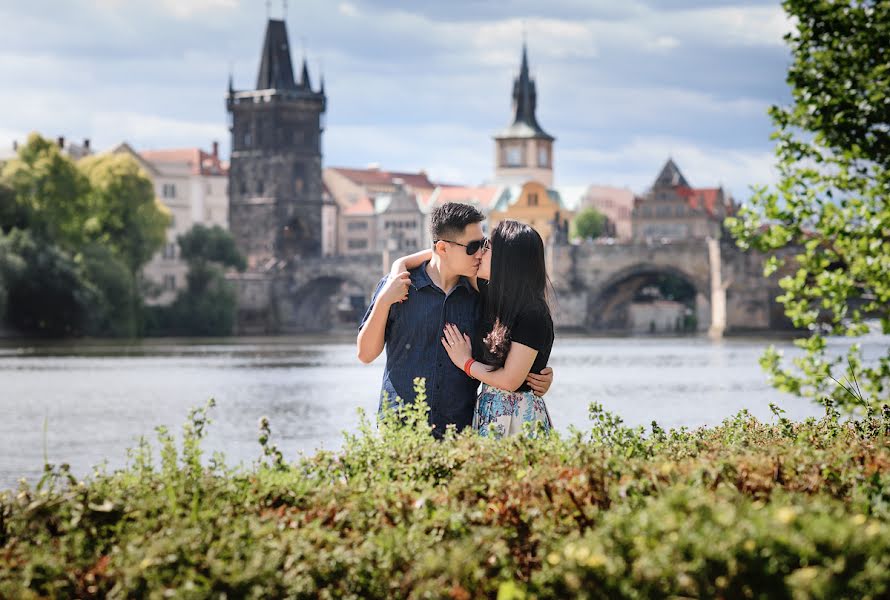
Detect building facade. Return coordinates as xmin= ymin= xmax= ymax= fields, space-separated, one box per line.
xmin=488 ymin=181 xmax=572 ymax=244
xmin=324 ymin=166 xmax=437 ymax=255
xmin=632 ymin=159 xmax=735 ymax=241
xmin=112 ymin=142 xmax=229 ymax=305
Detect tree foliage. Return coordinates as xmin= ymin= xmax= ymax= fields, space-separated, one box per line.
xmin=571 ymin=207 xmax=607 ymax=240
xmin=0 ymin=134 xmax=90 ymax=249
xmin=0 ymin=133 xmax=171 ymax=337
xmin=0 ymin=229 xmax=99 ymax=336
xmin=79 ymin=153 xmax=170 ymax=274
xmin=726 ymin=0 xmax=890 ymax=412
xmin=145 ymin=225 xmax=246 ymax=336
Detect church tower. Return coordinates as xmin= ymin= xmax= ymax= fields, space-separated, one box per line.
xmin=227 ymin=18 xmax=326 ymax=269
xmin=493 ymin=44 xmax=555 ymax=187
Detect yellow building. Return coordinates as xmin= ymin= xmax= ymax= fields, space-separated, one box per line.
xmin=488 ymin=181 xmax=572 ymax=244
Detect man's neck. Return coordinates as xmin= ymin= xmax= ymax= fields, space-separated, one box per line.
xmin=426 ymin=255 xmax=461 ymax=293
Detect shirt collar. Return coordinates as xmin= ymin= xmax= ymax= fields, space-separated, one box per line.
xmin=411 ymin=261 xmax=475 ymax=293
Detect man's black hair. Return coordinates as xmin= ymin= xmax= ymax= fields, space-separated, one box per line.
xmin=430 ymin=202 xmax=484 ymax=241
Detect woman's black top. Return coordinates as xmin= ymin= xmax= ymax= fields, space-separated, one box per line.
xmin=474 ymin=280 xmax=554 ymax=393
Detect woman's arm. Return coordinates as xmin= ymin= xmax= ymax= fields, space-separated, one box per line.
xmin=441 ymin=324 xmax=537 ymax=392
xmin=390 ymin=248 xmax=432 ymax=277
xmin=357 ymin=272 xmax=410 ymax=363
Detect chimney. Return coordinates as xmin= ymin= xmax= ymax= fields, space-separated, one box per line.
xmin=57 ymin=136 xmax=65 ymax=149
xmin=83 ymin=138 xmax=90 ymax=151
xmin=212 ymin=141 xmax=219 ymax=158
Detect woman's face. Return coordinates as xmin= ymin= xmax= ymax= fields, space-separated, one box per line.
xmin=477 ymin=239 xmax=492 ymax=280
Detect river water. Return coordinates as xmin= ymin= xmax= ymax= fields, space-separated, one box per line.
xmin=2 ymin=333 xmax=881 ymax=491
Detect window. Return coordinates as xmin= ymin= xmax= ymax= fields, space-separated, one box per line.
xmin=348 ymin=239 xmax=368 ymax=249
xmin=293 ymin=163 xmax=305 ymax=194
xmin=162 ymin=242 xmax=177 ymax=260
xmin=257 ymin=181 xmax=264 ymax=195
xmin=239 ymin=181 xmax=247 ymax=195
xmin=528 ymin=192 xmax=539 ymax=207
xmin=163 ymin=275 xmax=176 ymax=291
xmin=162 ymin=183 xmax=176 ymax=198
xmin=505 ymin=145 xmax=522 ymax=167
xmin=243 ymin=132 xmax=252 ymax=147
xmin=347 ymin=221 xmax=368 ymax=231
xmin=537 ymin=145 xmax=549 ymax=167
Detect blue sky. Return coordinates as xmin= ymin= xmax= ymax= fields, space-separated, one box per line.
xmin=0 ymin=0 xmax=794 ymax=199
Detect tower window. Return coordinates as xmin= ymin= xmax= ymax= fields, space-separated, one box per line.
xmin=243 ymin=132 xmax=252 ymax=147
xmin=537 ymin=145 xmax=549 ymax=168
xmin=505 ymin=145 xmax=522 ymax=167
xmin=528 ymin=193 xmax=539 ymax=207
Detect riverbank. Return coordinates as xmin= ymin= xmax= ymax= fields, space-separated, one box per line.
xmin=2 ymin=396 xmax=888 ymax=598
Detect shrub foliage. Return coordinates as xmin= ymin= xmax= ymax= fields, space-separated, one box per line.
xmin=1 ymin=385 xmax=889 ymax=599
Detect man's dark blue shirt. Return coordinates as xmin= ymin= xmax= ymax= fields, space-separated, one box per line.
xmin=359 ymin=262 xmax=480 ymax=437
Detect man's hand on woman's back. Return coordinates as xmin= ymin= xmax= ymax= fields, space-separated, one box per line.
xmin=526 ymin=367 xmax=554 ymax=397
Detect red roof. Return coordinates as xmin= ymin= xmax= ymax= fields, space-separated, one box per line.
xmin=328 ymin=166 xmax=436 ymax=190
xmin=343 ymin=195 xmax=375 ymax=216
xmin=140 ymin=147 xmax=227 ymax=176
xmin=675 ymin=186 xmax=723 ymax=216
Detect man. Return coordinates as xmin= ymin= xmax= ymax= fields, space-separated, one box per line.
xmin=357 ymin=202 xmax=553 ymax=437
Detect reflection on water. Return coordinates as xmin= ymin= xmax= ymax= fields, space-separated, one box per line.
xmin=3 ymin=332 xmax=882 ymax=490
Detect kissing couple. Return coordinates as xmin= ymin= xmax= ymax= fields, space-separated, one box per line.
xmin=358 ymin=202 xmax=555 ymax=439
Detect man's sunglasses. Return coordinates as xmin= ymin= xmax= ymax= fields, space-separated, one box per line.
xmin=434 ymin=237 xmax=490 ymax=255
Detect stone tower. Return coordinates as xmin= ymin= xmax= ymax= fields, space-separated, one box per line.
xmin=227 ymin=18 xmax=327 ymax=270
xmin=493 ymin=43 xmax=555 ymax=187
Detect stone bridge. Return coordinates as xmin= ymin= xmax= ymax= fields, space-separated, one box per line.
xmin=232 ymin=253 xmax=387 ymax=334
xmin=547 ymin=238 xmax=787 ymax=334
xmin=234 ymin=239 xmax=788 ymax=335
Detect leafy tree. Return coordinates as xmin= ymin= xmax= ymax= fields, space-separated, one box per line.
xmin=0 ymin=134 xmax=90 ymax=250
xmin=146 ymin=225 xmax=246 ymax=336
xmin=79 ymin=244 xmax=141 ymax=337
xmin=571 ymin=207 xmax=607 ymax=240
xmin=177 ymin=224 xmax=247 ymax=271
xmin=79 ymin=153 xmax=170 ymax=274
xmin=726 ymin=0 xmax=890 ymax=412
xmin=0 ymin=229 xmax=99 ymax=336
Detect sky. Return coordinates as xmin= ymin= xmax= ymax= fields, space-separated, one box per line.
xmin=0 ymin=0 xmax=795 ymax=199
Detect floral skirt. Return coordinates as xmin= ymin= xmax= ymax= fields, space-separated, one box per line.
xmin=472 ymin=383 xmax=553 ymax=438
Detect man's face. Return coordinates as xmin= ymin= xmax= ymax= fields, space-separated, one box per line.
xmin=439 ymin=222 xmax=485 ymax=278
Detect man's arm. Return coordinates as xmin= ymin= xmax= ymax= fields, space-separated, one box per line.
xmin=357 ymin=272 xmax=410 ymax=364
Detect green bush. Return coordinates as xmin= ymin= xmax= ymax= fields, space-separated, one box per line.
xmin=1 ymin=386 xmax=888 ymax=599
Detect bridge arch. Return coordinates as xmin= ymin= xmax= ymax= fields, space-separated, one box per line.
xmin=275 ymin=254 xmax=385 ymax=332
xmin=586 ymin=262 xmax=711 ymax=333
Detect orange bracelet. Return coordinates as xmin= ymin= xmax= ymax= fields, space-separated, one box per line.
xmin=463 ymin=358 xmax=475 ymax=378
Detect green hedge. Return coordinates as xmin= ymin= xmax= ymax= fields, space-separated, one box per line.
xmin=2 ymin=384 xmax=889 ymax=599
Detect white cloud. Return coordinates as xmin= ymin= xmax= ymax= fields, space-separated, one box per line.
xmin=157 ymin=0 xmax=239 ymax=20
xmin=90 ymin=112 xmax=227 ymax=150
xmin=338 ymin=2 xmax=360 ymax=18
xmin=559 ymin=136 xmax=778 ymax=198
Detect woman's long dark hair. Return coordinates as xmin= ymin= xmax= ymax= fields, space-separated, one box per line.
xmin=482 ymin=220 xmax=553 ymax=369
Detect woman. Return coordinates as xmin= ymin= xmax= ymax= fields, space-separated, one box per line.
xmin=392 ymin=219 xmax=554 ymax=438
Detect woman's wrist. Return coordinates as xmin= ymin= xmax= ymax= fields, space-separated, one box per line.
xmin=463 ymin=358 xmax=476 ymax=378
